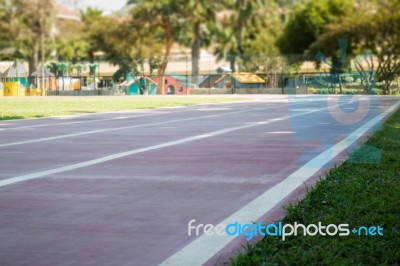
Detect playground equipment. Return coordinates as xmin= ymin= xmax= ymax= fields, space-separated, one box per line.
xmin=0 ymin=60 xmax=28 ymax=96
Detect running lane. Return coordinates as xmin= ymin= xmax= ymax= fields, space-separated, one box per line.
xmin=0 ymin=96 xmax=398 ymax=266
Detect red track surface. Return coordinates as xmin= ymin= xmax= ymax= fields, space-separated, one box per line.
xmin=0 ymin=96 xmax=398 ymax=266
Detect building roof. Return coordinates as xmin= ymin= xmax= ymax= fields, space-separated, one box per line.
xmin=168 ymin=74 xmax=187 ymax=81
xmin=198 ymin=74 xmax=224 ymax=87
xmin=31 ymin=64 xmax=55 ymax=77
xmin=215 ymin=73 xmax=265 ymax=84
xmin=167 ymin=74 xmax=197 ymax=87
xmin=55 ymin=3 xmax=80 ymax=21
xmin=216 ymin=66 xmax=232 ymax=73
xmin=1 ymin=60 xmax=28 ymax=78
xmin=120 ymin=77 xmax=157 ymax=87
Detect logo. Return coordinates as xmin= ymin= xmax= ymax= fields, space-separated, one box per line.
xmin=288 ymin=39 xmax=382 ymax=167
xmin=188 ymin=219 xmax=384 ymax=241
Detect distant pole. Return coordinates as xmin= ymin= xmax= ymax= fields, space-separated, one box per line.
xmin=98 ymin=60 xmax=100 ymax=89
xmin=47 ymin=65 xmax=51 ymax=90
xmin=90 ymin=64 xmax=97 ymax=90
xmin=40 ymin=28 xmax=45 ymax=96
xmin=281 ymin=63 xmax=284 ymax=94
xmin=59 ymin=62 xmax=67 ymax=91
xmin=94 ymin=64 xmax=96 ymax=90
xmin=186 ymin=56 xmax=189 ymax=95
xmin=76 ymin=64 xmax=83 ymax=90
xmin=62 ymin=67 xmax=65 ymax=91
xmin=93 ymin=51 xmax=104 ymax=91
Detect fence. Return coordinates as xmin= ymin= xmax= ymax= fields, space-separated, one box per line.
xmin=3 ymin=71 xmax=400 ymax=96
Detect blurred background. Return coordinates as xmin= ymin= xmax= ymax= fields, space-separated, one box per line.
xmin=0 ymin=0 xmax=399 ymax=95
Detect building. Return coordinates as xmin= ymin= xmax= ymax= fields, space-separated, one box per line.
xmin=121 ymin=76 xmax=157 ymax=95
xmin=198 ymin=74 xmax=224 ymax=88
xmin=215 ymin=73 xmax=265 ymax=89
xmin=198 ymin=66 xmax=232 ymax=88
xmin=152 ymin=74 xmax=196 ymax=95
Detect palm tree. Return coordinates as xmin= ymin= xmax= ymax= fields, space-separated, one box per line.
xmin=80 ymin=7 xmax=103 ymax=63
xmin=186 ymin=0 xmax=222 ymax=83
xmin=214 ymin=24 xmax=238 ymax=72
xmin=214 ymin=0 xmax=264 ymax=72
xmin=12 ymin=0 xmax=54 ymax=95
xmin=128 ymin=0 xmax=188 ymax=94
xmin=75 ymin=64 xmax=85 ymax=90
xmin=58 ymin=62 xmax=68 ymax=91
xmin=0 ymin=0 xmax=19 ymax=59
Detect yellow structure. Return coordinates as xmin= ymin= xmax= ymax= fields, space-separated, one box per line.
xmin=1 ymin=82 xmax=44 ymax=96
xmin=230 ymin=73 xmax=265 ymax=84
xmin=3 ymin=82 xmax=24 ymax=96
xmin=25 ymin=88 xmax=42 ymax=96
xmin=73 ymin=80 xmax=80 ymax=90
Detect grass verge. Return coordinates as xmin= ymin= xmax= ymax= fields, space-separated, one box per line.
xmin=0 ymin=96 xmax=245 ymax=120
xmin=231 ymin=107 xmax=400 ymax=265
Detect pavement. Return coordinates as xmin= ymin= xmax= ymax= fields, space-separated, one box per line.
xmin=0 ymin=95 xmax=398 ymax=266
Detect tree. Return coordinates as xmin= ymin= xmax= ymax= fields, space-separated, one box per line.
xmin=213 ymin=13 xmax=240 ymax=72
xmin=276 ymin=0 xmax=353 ymax=93
xmin=84 ymin=9 xmax=163 ymax=93
xmin=55 ymin=18 xmax=88 ymax=63
xmin=185 ymin=0 xmax=222 ymax=82
xmin=232 ymin=0 xmax=261 ymax=71
xmin=215 ymin=0 xmax=280 ymax=72
xmin=0 ymin=0 xmax=19 ymax=59
xmin=238 ymin=1 xmax=283 ymax=72
xmin=309 ymin=0 xmax=400 ymax=94
xmin=1 ymin=0 xmax=54 ymax=94
xmin=364 ymin=0 xmax=400 ymax=94
xmin=80 ymin=7 xmax=103 ymax=63
xmin=214 ymin=0 xmax=283 ymax=73
xmin=277 ymin=0 xmax=352 ymax=56
xmin=128 ymin=0 xmax=189 ymax=94
xmin=18 ymin=0 xmax=54 ymax=85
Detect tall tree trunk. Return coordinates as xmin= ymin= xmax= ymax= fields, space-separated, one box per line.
xmin=235 ymin=20 xmax=244 ymax=72
xmin=157 ymin=22 xmax=172 ymax=95
xmin=157 ymin=63 xmax=166 ymax=95
xmin=384 ymin=80 xmax=391 ymax=95
xmin=230 ymin=55 xmax=235 ymax=73
xmin=29 ymin=35 xmax=39 ymax=84
xmin=40 ymin=27 xmax=45 ymax=96
xmin=191 ymin=21 xmax=201 ymax=84
xmin=338 ymin=74 xmax=343 ymax=94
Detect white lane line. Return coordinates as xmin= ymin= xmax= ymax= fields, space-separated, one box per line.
xmin=0 ymin=100 xmax=246 ymax=122
xmin=0 ymin=108 xmax=210 ymax=131
xmin=0 ymin=101 xmax=252 ymax=131
xmin=0 ymin=102 xmax=344 ymax=188
xmin=159 ymin=100 xmax=400 ymax=266
xmin=0 ymin=97 xmax=324 ymax=131
xmin=0 ymin=113 xmax=241 ymax=148
xmin=0 ymin=113 xmax=161 ymax=131
xmin=0 ymin=104 xmax=292 ymax=148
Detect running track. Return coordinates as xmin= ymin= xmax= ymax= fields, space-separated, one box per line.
xmin=0 ymin=95 xmax=398 ymax=266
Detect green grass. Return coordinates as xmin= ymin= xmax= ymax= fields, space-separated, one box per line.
xmin=231 ymin=107 xmax=400 ymax=265
xmin=0 ymin=96 xmax=246 ymax=120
